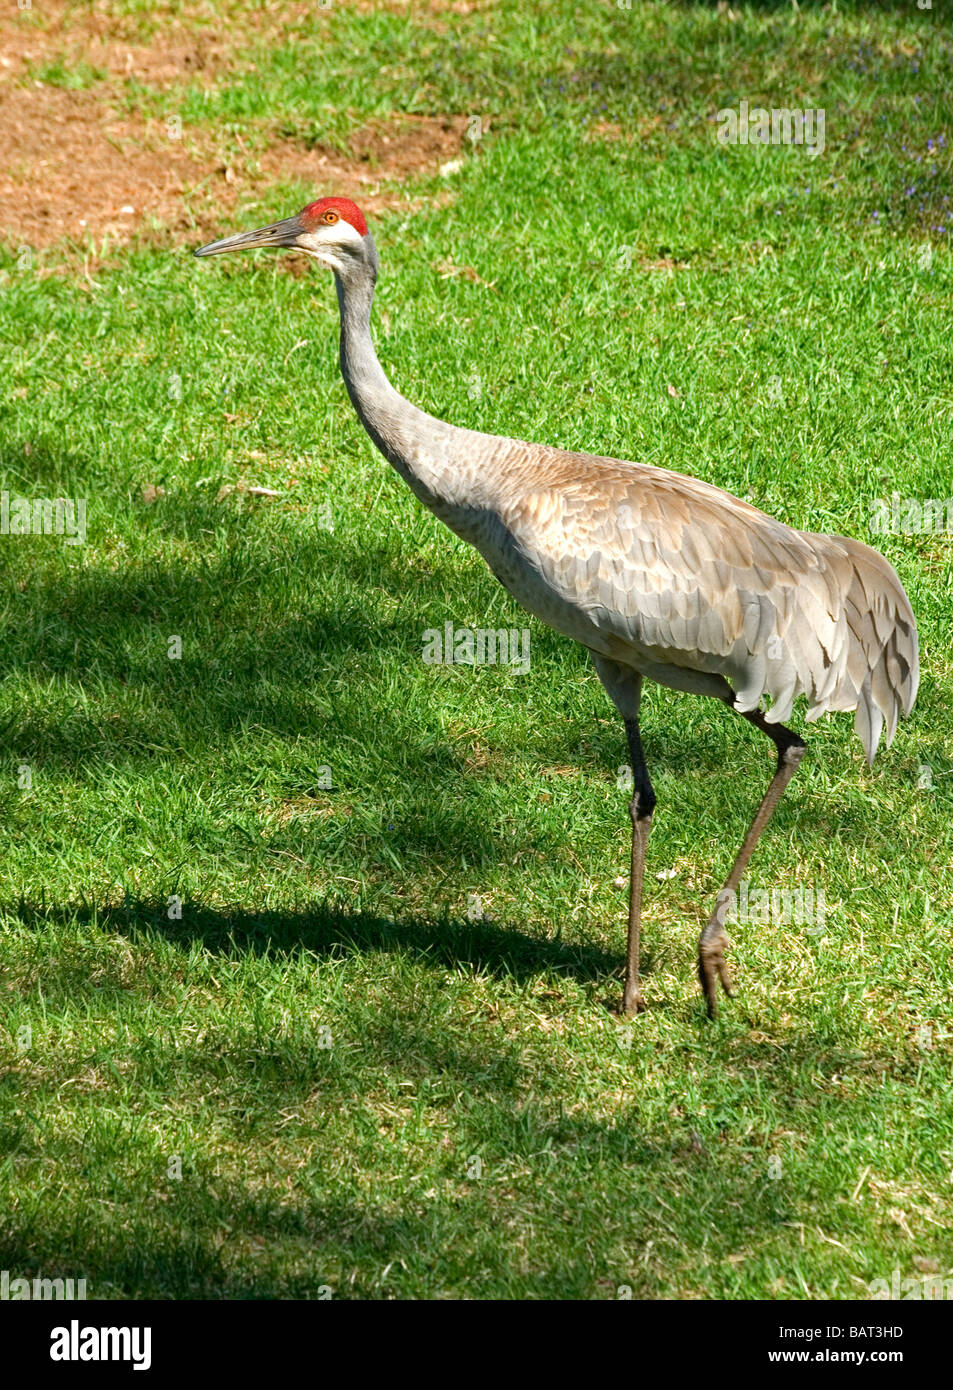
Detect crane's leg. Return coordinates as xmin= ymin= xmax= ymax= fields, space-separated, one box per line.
xmin=622 ymin=714 xmax=656 ymax=1016
xmin=698 ymin=707 xmax=805 ymax=1018
xmin=589 ymin=656 xmax=656 ymax=1016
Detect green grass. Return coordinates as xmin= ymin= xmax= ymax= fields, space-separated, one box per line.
xmin=1 ymin=0 xmax=952 ymax=1299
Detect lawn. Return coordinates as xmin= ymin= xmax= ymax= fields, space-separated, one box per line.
xmin=0 ymin=0 xmax=951 ymax=1300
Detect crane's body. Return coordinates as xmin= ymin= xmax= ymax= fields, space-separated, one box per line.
xmin=196 ymin=197 xmax=919 ymax=1018
xmin=366 ymin=418 xmax=915 ymax=760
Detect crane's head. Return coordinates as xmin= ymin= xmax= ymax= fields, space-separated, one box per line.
xmin=194 ymin=197 xmax=373 ymax=277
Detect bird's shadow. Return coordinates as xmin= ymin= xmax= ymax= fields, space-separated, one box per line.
xmin=9 ymin=894 xmax=626 ymax=992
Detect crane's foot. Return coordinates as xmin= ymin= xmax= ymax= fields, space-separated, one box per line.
xmin=621 ymin=979 xmax=647 ymax=1017
xmin=698 ymin=919 xmax=734 ymax=1019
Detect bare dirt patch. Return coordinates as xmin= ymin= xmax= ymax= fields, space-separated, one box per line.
xmin=0 ymin=2 xmax=232 ymax=86
xmin=1 ymin=75 xmax=466 ymax=251
xmin=257 ymin=115 xmax=468 ymax=210
xmin=1 ymin=86 xmax=201 ymax=248
xmin=0 ymin=3 xmax=469 ymax=252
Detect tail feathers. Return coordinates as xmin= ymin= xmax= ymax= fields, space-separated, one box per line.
xmin=836 ymin=538 xmax=919 ymax=765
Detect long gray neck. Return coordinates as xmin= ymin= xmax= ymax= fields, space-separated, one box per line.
xmin=334 ymin=239 xmax=461 ymax=509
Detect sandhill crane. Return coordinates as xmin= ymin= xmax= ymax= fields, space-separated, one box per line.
xmin=195 ymin=198 xmax=919 ymax=1019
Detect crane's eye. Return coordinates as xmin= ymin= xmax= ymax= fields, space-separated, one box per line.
xmin=322 ymin=210 xmax=339 ymax=224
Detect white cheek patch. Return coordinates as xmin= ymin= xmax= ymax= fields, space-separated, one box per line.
xmin=301 ymin=220 xmax=364 ymax=253
xmin=336 ymin=220 xmax=365 ymax=245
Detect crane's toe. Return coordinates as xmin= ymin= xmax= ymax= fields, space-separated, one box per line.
xmin=698 ymin=921 xmax=734 ymax=1019
xmin=621 ymin=983 xmax=647 ymax=1017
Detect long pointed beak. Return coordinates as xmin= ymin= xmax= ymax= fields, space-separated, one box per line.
xmin=193 ymin=214 xmax=307 ymax=258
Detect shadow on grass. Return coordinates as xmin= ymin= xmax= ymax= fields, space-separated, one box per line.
xmin=0 ymin=985 xmax=898 ymax=1300
xmin=9 ymin=894 xmax=624 ymax=990
xmin=3 ymin=896 xmax=923 ymax=1297
xmin=0 ymin=1136 xmax=798 ymax=1300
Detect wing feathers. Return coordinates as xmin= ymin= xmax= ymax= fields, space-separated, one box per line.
xmin=493 ymin=452 xmax=918 ymax=763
